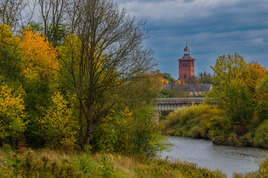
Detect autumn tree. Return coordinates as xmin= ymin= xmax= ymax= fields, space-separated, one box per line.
xmin=0 ymin=77 xmax=27 ymax=146
xmin=255 ymin=71 xmax=268 ymax=123
xmin=37 ymin=91 xmax=78 ymax=149
xmin=208 ymin=53 xmax=254 ymax=123
xmin=244 ymin=61 xmax=266 ymax=102
xmin=0 ymin=0 xmax=36 ymax=31
xmin=198 ymin=71 xmax=213 ymax=84
xmin=37 ymin=0 xmax=69 ymax=46
xmin=59 ymin=0 xmax=156 ymax=148
xmin=0 ymin=24 xmax=21 ymax=80
xmin=19 ymin=28 xmax=60 ymax=146
xmin=163 ymin=72 xmax=175 ymax=84
xmin=0 ymin=0 xmax=24 ymax=29
xmin=19 ymin=28 xmax=59 ymax=81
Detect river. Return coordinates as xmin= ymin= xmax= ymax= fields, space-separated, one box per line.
xmin=161 ymin=137 xmax=267 ymax=178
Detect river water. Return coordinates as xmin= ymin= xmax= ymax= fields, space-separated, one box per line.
xmin=161 ymin=137 xmax=267 ymax=178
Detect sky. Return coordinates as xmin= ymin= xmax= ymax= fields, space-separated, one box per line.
xmin=114 ymin=0 xmax=268 ymax=78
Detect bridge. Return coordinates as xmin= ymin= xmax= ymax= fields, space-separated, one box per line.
xmin=154 ymin=98 xmax=206 ymax=111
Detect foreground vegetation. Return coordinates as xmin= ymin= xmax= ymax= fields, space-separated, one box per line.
xmin=1 ymin=146 xmax=268 ymax=178
xmin=0 ymin=145 xmax=226 ymax=177
xmin=160 ymin=104 xmax=267 ymax=148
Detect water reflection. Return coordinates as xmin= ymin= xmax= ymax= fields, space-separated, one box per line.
xmin=161 ymin=137 xmax=267 ymax=178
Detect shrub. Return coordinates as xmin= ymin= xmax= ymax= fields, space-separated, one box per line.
xmin=36 ymin=92 xmax=78 ymax=149
xmin=163 ymin=104 xmax=226 ymax=139
xmin=0 ymin=80 xmax=27 ymax=146
xmin=253 ymin=120 xmax=268 ymax=148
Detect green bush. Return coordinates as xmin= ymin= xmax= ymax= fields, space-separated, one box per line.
xmin=208 ymin=116 xmax=232 ymax=139
xmin=253 ymin=120 xmax=268 ymax=148
xmin=162 ymin=104 xmax=226 ymax=139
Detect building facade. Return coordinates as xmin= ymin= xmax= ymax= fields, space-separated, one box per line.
xmin=178 ymin=45 xmax=195 ymax=82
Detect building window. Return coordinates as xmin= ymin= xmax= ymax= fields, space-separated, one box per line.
xmin=184 ymin=75 xmax=186 ymax=78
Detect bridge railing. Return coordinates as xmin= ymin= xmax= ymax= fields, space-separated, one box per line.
xmin=154 ymin=98 xmax=206 ymax=111
xmin=156 ymin=98 xmax=206 ymax=103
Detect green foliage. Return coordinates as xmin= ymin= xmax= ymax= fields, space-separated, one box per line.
xmin=257 ymin=154 xmax=268 ymax=177
xmin=36 ymin=92 xmax=78 ymax=149
xmin=0 ymin=148 xmax=226 ymax=178
xmin=208 ymin=53 xmax=253 ymax=123
xmin=207 ymin=116 xmax=232 ymax=139
xmin=224 ymin=79 xmax=254 ymax=122
xmin=198 ymin=71 xmax=213 ymax=84
xmin=159 ymin=88 xmax=174 ymax=98
xmin=0 ymin=24 xmax=21 ymax=80
xmin=163 ymin=72 xmax=175 ymax=84
xmin=255 ymin=71 xmax=268 ymax=123
xmin=161 ymin=104 xmax=228 ymax=139
xmin=253 ymin=120 xmax=268 ymax=148
xmin=95 ymin=106 xmax=170 ymax=158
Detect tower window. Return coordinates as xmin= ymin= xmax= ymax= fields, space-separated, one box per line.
xmin=184 ymin=75 xmax=186 ymax=78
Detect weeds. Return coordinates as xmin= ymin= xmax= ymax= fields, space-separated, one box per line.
xmin=3 ymin=147 xmax=267 ymax=177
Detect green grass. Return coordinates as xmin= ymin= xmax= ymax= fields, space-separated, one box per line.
xmin=0 ymin=144 xmax=227 ymax=177
xmin=1 ymin=144 xmax=267 ymax=177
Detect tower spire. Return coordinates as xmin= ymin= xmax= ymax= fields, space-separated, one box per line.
xmin=184 ymin=41 xmax=190 ymax=55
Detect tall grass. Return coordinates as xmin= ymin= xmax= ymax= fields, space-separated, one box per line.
xmin=0 ymin=145 xmax=227 ymax=177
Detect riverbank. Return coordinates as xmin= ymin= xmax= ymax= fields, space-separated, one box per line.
xmin=0 ymin=145 xmax=227 ymax=177
xmin=1 ymin=144 xmax=267 ymax=177
xmin=162 ymin=136 xmax=268 ymax=178
xmin=159 ymin=105 xmax=268 ymax=149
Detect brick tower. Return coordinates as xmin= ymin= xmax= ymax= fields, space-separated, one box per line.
xmin=178 ymin=45 xmax=195 ymax=82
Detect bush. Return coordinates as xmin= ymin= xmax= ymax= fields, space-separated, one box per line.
xmin=95 ymin=107 xmax=170 ymax=157
xmin=253 ymin=120 xmax=268 ymax=148
xmin=207 ymin=116 xmax=232 ymax=139
xmin=0 ymin=80 xmax=27 ymax=147
xmin=162 ymin=104 xmax=226 ymax=139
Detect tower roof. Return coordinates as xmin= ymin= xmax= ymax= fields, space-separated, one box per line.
xmin=184 ymin=46 xmax=190 ymax=53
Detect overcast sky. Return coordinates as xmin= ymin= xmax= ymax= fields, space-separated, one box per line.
xmin=114 ymin=0 xmax=268 ymax=78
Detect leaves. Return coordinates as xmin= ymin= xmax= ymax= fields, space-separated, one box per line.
xmin=0 ymin=77 xmax=27 ymax=144
xmin=19 ymin=28 xmax=59 ymax=82
xmin=37 ymin=91 xmax=78 ymax=149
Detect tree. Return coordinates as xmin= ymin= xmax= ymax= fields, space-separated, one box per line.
xmin=0 ymin=0 xmax=24 ymax=29
xmin=208 ymin=53 xmax=254 ymax=123
xmin=19 ymin=28 xmax=60 ymax=146
xmin=0 ymin=0 xmax=35 ymax=31
xmin=19 ymin=28 xmax=59 ymax=81
xmin=59 ymin=0 xmax=155 ymax=148
xmin=0 ymin=24 xmax=21 ymax=80
xmin=244 ymin=61 xmax=266 ymax=102
xmin=198 ymin=71 xmax=213 ymax=84
xmin=38 ymin=0 xmax=69 ymax=46
xmin=163 ymin=72 xmax=175 ymax=84
xmin=255 ymin=71 xmax=268 ymax=123
xmin=37 ymin=91 xmax=78 ymax=149
xmin=0 ymin=78 xmax=27 ymax=146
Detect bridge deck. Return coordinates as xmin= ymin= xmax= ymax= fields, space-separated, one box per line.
xmin=154 ymin=97 xmax=206 ymax=111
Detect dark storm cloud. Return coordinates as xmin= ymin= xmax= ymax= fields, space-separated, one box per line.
xmin=115 ymin=0 xmax=268 ymax=77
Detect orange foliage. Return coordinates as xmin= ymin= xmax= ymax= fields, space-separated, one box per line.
xmin=244 ymin=61 xmax=266 ymax=100
xmin=19 ymin=29 xmax=59 ymax=81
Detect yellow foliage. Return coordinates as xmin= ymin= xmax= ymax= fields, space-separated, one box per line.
xmin=38 ymin=91 xmax=78 ymax=149
xmin=99 ymin=107 xmax=134 ymax=152
xmin=0 ymin=77 xmax=27 ymax=142
xmin=163 ymin=78 xmax=169 ymax=84
xmin=19 ymin=29 xmax=59 ymax=81
xmin=244 ymin=61 xmax=266 ymax=102
xmin=0 ymin=24 xmax=19 ymax=53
